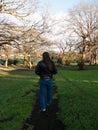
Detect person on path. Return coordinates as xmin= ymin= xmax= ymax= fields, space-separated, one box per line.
xmin=35 ymin=52 xmax=57 ymax=112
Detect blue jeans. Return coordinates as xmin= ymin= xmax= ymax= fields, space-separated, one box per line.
xmin=39 ymin=79 xmax=53 ymax=110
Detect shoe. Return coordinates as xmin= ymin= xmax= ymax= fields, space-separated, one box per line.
xmin=38 ymin=109 xmax=46 ymax=113
xmin=39 ymin=109 xmax=49 ymax=116
xmin=42 ymin=109 xmax=46 ymax=111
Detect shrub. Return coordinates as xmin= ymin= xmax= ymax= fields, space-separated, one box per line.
xmin=0 ymin=59 xmax=5 ymax=65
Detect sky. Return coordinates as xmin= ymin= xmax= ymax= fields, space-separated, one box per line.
xmin=48 ymin=0 xmax=80 ymax=13
xmin=0 ymin=0 xmax=97 ymax=26
xmin=41 ymin=0 xmax=96 ymax=14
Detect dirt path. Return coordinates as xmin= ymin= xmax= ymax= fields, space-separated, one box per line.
xmin=22 ymin=86 xmax=66 ymax=130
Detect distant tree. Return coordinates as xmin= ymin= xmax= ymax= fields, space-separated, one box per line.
xmin=1 ymin=44 xmax=13 ymax=67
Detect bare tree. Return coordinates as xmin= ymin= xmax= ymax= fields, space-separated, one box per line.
xmin=1 ymin=44 xmax=13 ymax=67
xmin=0 ymin=0 xmax=55 ymax=44
xmin=17 ymin=27 xmax=42 ymax=69
xmin=0 ymin=0 xmax=55 ymax=68
xmin=0 ymin=0 xmax=39 ymax=19
xmin=68 ymin=1 xmax=98 ymax=69
xmin=0 ymin=0 xmax=40 ymax=46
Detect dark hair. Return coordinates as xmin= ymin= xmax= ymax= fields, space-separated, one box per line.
xmin=43 ymin=52 xmax=55 ymax=71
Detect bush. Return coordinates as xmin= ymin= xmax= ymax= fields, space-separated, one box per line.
xmin=16 ymin=59 xmax=24 ymax=64
xmin=8 ymin=59 xmax=23 ymax=65
xmin=0 ymin=59 xmax=5 ymax=65
xmin=8 ymin=59 xmax=14 ymax=65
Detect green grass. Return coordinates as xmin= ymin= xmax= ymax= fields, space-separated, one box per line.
xmin=0 ymin=65 xmax=98 ymax=130
xmin=0 ymin=70 xmax=39 ymax=130
xmin=56 ymin=66 xmax=98 ymax=130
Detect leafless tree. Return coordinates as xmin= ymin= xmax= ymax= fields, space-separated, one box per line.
xmin=1 ymin=44 xmax=13 ymax=67
xmin=0 ymin=0 xmax=56 ymax=68
xmin=0 ymin=0 xmax=40 ymax=46
xmin=68 ymin=1 xmax=98 ymax=69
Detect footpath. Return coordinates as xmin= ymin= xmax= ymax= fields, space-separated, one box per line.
xmin=22 ymin=85 xmax=65 ymax=130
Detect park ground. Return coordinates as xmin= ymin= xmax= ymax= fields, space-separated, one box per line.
xmin=0 ymin=65 xmax=98 ymax=130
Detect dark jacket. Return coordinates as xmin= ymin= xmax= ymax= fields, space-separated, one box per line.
xmin=35 ymin=60 xmax=57 ymax=80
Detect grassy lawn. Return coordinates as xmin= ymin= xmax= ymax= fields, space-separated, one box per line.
xmin=0 ymin=65 xmax=98 ymax=130
xmin=56 ymin=65 xmax=98 ymax=130
xmin=0 ymin=69 xmax=38 ymax=130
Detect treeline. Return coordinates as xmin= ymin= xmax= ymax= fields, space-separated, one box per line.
xmin=0 ymin=0 xmax=98 ymax=70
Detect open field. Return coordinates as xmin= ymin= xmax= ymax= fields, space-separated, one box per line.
xmin=0 ymin=65 xmax=98 ymax=130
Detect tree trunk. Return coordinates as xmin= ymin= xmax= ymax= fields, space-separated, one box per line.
xmin=77 ymin=53 xmax=85 ymax=70
xmin=5 ymin=55 xmax=8 ymax=68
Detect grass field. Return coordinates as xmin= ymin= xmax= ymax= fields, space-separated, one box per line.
xmin=0 ymin=69 xmax=38 ymax=130
xmin=56 ymin=65 xmax=98 ymax=130
xmin=0 ymin=65 xmax=98 ymax=130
